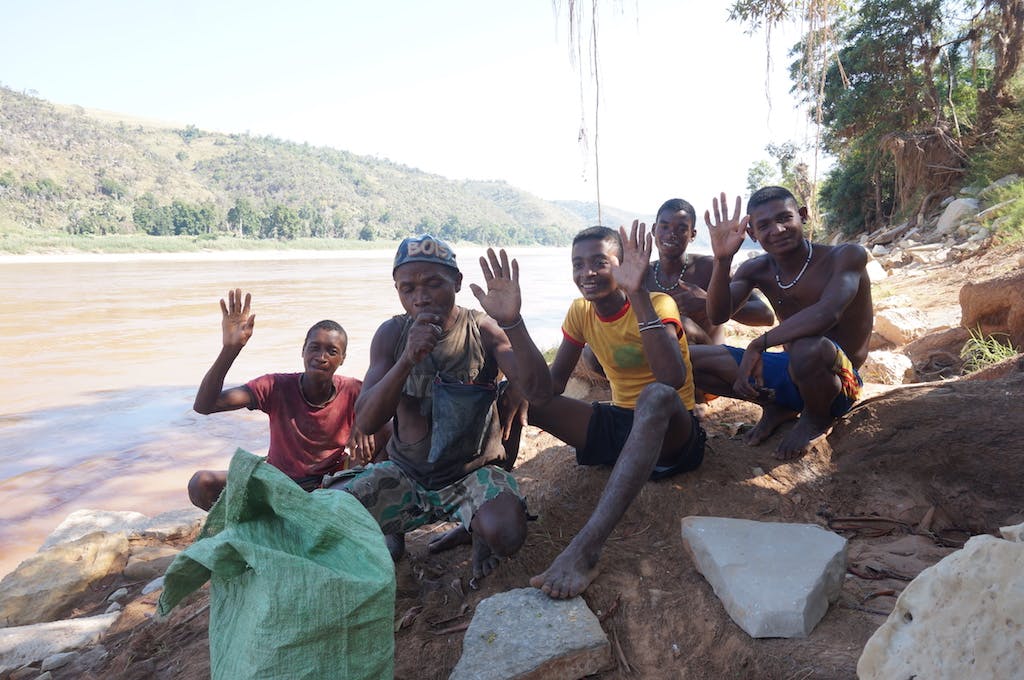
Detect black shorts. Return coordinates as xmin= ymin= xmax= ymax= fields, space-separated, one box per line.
xmin=576 ymin=402 xmax=706 ymax=480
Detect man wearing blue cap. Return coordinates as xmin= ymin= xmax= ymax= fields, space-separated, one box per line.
xmin=325 ymin=235 xmax=551 ymax=580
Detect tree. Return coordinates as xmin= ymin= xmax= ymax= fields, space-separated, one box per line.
xmin=730 ymin=0 xmax=1024 ymax=234
xmin=227 ymin=197 xmax=260 ymax=237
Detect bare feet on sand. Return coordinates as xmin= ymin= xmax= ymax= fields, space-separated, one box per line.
xmin=530 ymin=544 xmax=600 ymax=599
xmin=774 ymin=414 xmax=832 ymax=460
xmin=428 ymin=525 xmax=471 ymax=554
xmin=744 ymin=404 xmax=799 ymax=446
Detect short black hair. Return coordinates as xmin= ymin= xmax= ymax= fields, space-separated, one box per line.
xmin=747 ymin=186 xmax=798 ymax=214
xmin=572 ymin=225 xmax=623 ymax=260
xmin=304 ymin=320 xmax=347 ymax=347
xmin=655 ymin=198 xmax=696 ymax=228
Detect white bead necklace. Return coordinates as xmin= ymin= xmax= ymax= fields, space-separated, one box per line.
xmin=652 ymin=259 xmax=689 ymax=292
xmin=774 ymin=240 xmax=813 ymax=290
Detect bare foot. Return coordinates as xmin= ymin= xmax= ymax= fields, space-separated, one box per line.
xmin=428 ymin=525 xmax=471 ymax=554
xmin=385 ymin=533 xmax=406 ymax=561
xmin=472 ymin=532 xmax=500 ymax=580
xmin=529 ymin=544 xmax=600 ymax=599
xmin=744 ymin=404 xmax=799 ymax=446
xmin=774 ymin=415 xmax=833 ymax=460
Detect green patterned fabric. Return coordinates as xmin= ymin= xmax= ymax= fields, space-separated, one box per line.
xmin=158 ymin=449 xmax=395 ymax=680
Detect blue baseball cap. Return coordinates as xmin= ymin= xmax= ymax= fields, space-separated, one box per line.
xmin=392 ymin=234 xmax=459 ymax=274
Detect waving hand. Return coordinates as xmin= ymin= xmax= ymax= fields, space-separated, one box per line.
xmin=704 ymin=192 xmax=748 ymax=260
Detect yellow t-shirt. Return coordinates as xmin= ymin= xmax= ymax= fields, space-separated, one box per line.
xmin=561 ymin=292 xmax=696 ymax=410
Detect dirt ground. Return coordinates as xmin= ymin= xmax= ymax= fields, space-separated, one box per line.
xmin=42 ymin=243 xmax=1024 ymax=680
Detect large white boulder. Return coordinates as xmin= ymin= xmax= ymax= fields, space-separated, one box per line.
xmin=857 ymin=534 xmax=1024 ymax=679
xmin=680 ymin=517 xmax=847 ymax=638
xmin=0 ymin=532 xmax=129 ymax=626
xmin=935 ymin=198 xmax=979 ymax=235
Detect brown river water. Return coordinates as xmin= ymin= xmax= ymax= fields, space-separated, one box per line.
xmin=0 ymin=247 xmax=577 ymax=578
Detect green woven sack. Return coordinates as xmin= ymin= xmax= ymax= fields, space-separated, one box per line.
xmin=158 ymin=449 xmax=395 ymax=679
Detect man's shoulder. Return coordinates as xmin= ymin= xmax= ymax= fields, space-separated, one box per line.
xmin=819 ymin=242 xmax=869 ymax=269
xmin=250 ymin=372 xmax=300 ymax=387
xmin=332 ymin=374 xmax=362 ymax=389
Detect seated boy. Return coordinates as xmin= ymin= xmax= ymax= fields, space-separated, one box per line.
xmin=514 ymin=223 xmax=707 ymax=599
xmin=188 ymin=289 xmax=376 ymax=509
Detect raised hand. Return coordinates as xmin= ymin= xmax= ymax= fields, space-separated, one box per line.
xmin=612 ymin=220 xmax=653 ymax=294
xmin=470 ymin=248 xmax=522 ymax=327
xmin=220 ymin=288 xmax=255 ymax=348
xmin=704 ymin=192 xmax=748 ymax=260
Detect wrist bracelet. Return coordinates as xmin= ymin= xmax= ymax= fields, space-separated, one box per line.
xmin=498 ymin=316 xmax=523 ymax=331
xmin=638 ymin=319 xmax=666 ymax=332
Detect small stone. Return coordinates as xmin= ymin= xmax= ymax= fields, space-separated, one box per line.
xmin=40 ymin=652 xmax=76 ymax=672
xmin=861 ymin=351 xmax=914 ymax=385
xmin=874 ymin=308 xmax=928 ymax=345
xmin=449 ymin=588 xmax=611 ymax=680
xmin=141 ymin=576 xmax=165 ymax=595
xmin=32 ymin=673 xmax=52 ymax=680
xmin=107 ymin=587 xmax=129 ymax=602
xmin=123 ymin=545 xmax=179 ymax=581
xmin=9 ymin=667 xmax=40 ymax=680
xmin=105 ymin=601 xmax=123 ymax=614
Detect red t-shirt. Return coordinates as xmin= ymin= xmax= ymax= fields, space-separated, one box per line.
xmin=245 ymin=373 xmax=361 ymax=479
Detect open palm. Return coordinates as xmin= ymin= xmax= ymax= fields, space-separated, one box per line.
xmin=705 ymin=192 xmax=748 ymax=259
xmin=220 ymin=288 xmax=255 ymax=347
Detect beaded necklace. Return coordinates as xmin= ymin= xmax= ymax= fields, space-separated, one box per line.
xmin=652 ymin=259 xmax=689 ymax=292
xmin=774 ymin=240 xmax=813 ymax=290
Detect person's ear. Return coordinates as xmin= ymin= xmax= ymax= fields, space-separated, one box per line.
xmin=454 ymin=271 xmax=463 ymax=292
xmin=799 ymin=206 xmax=809 ymax=223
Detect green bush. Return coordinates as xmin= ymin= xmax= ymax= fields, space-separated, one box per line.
xmin=977 ymin=178 xmax=1024 ymax=243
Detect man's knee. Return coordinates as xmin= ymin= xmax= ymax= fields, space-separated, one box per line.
xmin=471 ymin=492 xmax=527 ymax=557
xmin=635 ymin=382 xmax=681 ymax=418
xmin=188 ymin=469 xmax=224 ymax=511
xmin=788 ymin=337 xmax=835 ymax=378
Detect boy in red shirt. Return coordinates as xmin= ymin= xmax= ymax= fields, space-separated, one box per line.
xmin=187 ymin=289 xmax=376 ymax=510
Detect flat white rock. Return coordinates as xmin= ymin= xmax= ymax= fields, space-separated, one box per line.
xmin=0 ymin=612 xmax=119 ymax=674
xmin=449 ymin=588 xmax=610 ymax=680
xmin=857 ymin=534 xmax=1024 ymax=679
xmin=681 ymin=516 xmax=847 ymax=638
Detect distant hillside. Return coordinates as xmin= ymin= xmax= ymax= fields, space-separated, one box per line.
xmin=0 ymin=87 xmax=635 ymax=247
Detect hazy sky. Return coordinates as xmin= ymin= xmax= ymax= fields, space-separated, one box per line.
xmin=1 ymin=0 xmax=815 ymax=217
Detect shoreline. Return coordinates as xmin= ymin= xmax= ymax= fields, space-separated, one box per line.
xmin=0 ymin=248 xmax=401 ymax=264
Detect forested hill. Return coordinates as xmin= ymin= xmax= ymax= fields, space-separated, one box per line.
xmin=0 ymin=86 xmax=635 ymax=246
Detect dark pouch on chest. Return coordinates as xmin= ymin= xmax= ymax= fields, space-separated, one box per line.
xmin=428 ymin=377 xmax=497 ymax=464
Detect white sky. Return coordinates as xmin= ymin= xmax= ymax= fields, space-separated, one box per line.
xmin=1 ymin=0 xmax=817 ymax=217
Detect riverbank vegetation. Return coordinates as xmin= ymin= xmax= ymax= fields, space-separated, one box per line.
xmin=0 ymin=87 xmax=638 ymax=254
xmin=730 ymin=0 xmax=1024 ymax=238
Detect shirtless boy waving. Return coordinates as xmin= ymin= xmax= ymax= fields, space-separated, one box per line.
xmin=690 ymin=187 xmax=873 ymax=460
